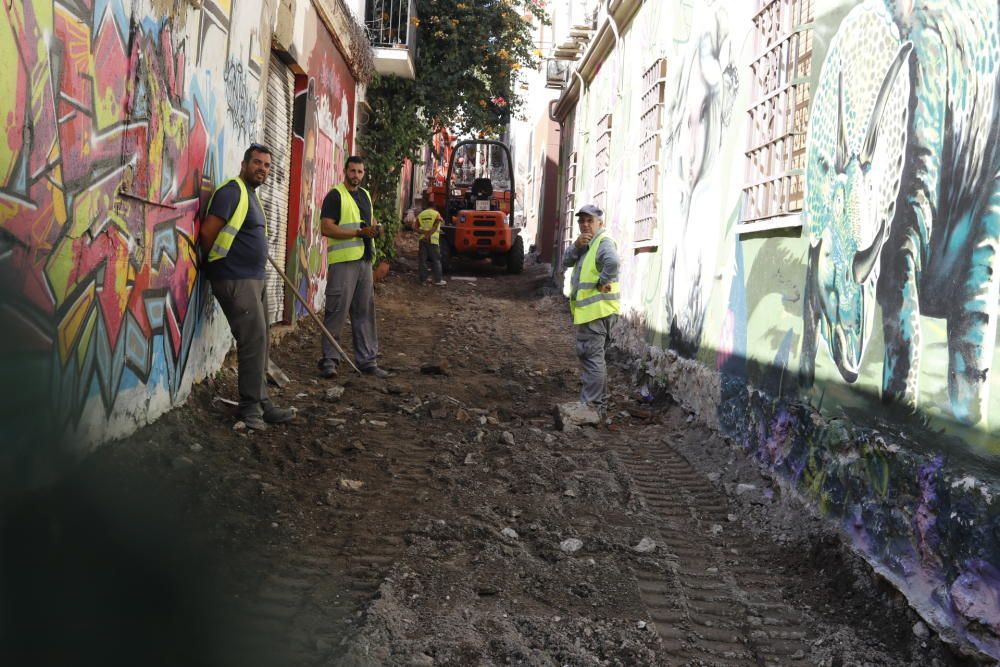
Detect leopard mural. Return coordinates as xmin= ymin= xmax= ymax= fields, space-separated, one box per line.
xmin=799 ymin=0 xmax=1000 ymax=426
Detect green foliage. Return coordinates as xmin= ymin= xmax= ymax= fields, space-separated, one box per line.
xmin=373 ymin=203 xmax=400 ymax=264
xmin=359 ymin=0 xmax=547 ymax=227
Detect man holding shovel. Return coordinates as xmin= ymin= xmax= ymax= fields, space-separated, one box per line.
xmin=200 ymin=143 xmax=295 ymax=430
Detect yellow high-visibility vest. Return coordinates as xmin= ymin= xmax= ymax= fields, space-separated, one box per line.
xmin=417 ymin=208 xmax=441 ymax=245
xmin=206 ymin=177 xmax=266 ymax=262
xmin=569 ymin=231 xmax=620 ymax=324
xmin=327 ymin=184 xmax=373 ymax=264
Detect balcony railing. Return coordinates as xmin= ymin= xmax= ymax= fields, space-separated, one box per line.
xmin=366 ymin=0 xmax=417 ymax=48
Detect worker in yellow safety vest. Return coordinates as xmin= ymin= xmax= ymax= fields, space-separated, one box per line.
xmin=317 ymin=155 xmax=391 ymax=379
xmin=200 ymin=142 xmax=294 ymax=430
xmin=416 ymin=196 xmax=446 ymax=286
xmin=562 ymin=204 xmax=620 ymax=418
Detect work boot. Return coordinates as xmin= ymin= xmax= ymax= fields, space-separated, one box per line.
xmin=241 ymin=415 xmax=267 ymax=431
xmin=318 ymin=359 xmax=338 ymax=378
xmin=361 ymin=366 xmax=392 ymax=379
xmin=262 ymin=405 xmax=295 ymax=424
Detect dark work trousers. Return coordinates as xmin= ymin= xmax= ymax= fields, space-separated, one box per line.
xmin=575 ymin=314 xmax=618 ymax=408
xmin=418 ymin=240 xmax=443 ymax=283
xmin=210 ymin=278 xmax=270 ymax=417
xmin=321 ymin=259 xmax=379 ymax=370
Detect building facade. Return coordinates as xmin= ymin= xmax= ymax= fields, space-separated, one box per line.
xmin=543 ymin=0 xmax=1000 ymax=658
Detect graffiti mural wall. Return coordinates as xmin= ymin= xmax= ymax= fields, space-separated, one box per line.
xmin=1 ymin=0 xmax=360 ymax=448
xmin=288 ymin=2 xmax=356 ymax=316
xmin=558 ymin=0 xmax=1000 ymax=656
xmin=0 ymin=0 xmax=266 ymax=445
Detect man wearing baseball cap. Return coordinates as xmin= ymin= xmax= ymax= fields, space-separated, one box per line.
xmin=562 ymin=204 xmax=620 ymax=419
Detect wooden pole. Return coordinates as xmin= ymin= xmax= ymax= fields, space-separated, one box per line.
xmin=267 ymin=255 xmax=361 ymax=375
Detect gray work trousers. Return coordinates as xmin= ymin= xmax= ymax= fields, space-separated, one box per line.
xmin=575 ymin=314 xmax=618 ymax=408
xmin=211 ymin=278 xmax=270 ymax=417
xmin=321 ymin=259 xmax=379 ymax=370
xmin=418 ymin=240 xmax=443 ymax=283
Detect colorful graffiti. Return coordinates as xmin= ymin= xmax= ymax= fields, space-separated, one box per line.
xmin=800 ymin=0 xmax=1000 ymax=427
xmin=0 ymin=0 xmax=258 ymax=438
xmin=288 ymin=14 xmax=356 ymax=316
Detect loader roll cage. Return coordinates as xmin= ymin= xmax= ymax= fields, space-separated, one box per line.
xmin=443 ymin=140 xmax=515 ymax=227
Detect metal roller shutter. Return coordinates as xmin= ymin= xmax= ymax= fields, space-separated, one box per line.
xmin=261 ymin=53 xmax=295 ymax=324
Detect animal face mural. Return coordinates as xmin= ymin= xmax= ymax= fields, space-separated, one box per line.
xmin=800 ymin=0 xmax=1000 ymax=426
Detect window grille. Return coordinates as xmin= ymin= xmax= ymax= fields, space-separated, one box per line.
xmin=636 ymin=58 xmax=667 ymax=243
xmin=593 ymin=113 xmax=612 ymax=211
xmin=740 ymin=0 xmax=815 ymax=226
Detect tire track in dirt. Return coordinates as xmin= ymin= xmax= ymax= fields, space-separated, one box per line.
xmin=234 ymin=275 xmax=461 ymax=665
xmin=613 ymin=433 xmax=812 ymax=666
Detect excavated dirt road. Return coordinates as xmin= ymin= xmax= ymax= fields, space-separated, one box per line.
xmin=10 ymin=233 xmax=976 ymax=666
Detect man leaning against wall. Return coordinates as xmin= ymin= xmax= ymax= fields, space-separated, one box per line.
xmin=200 ymin=143 xmax=295 ymax=431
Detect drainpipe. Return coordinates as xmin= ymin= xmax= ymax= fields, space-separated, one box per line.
xmin=606 ymin=0 xmax=624 ymax=99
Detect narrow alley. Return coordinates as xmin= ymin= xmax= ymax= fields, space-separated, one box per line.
xmin=16 ymin=236 xmax=961 ymax=667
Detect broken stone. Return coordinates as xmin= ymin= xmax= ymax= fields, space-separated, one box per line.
xmin=735 ymin=483 xmax=757 ymax=496
xmin=233 ymin=421 xmax=248 ymax=431
xmin=637 ymin=621 xmax=647 ymax=630
xmin=500 ymin=431 xmax=515 ymax=446
xmin=368 ymin=420 xmax=388 ymax=427
xmin=408 ymin=652 xmax=434 ymax=667
xmin=553 ymin=402 xmax=601 ymax=430
xmin=501 ymin=527 xmax=519 ymax=540
xmin=707 ymin=472 xmax=721 ymax=483
xmin=172 ymin=456 xmax=194 ymax=470
xmin=913 ymin=621 xmax=929 ymax=640
xmin=430 ymin=407 xmax=449 ymax=419
xmin=563 ymin=488 xmax=577 ymax=498
xmin=385 ymin=382 xmax=408 ymax=395
xmin=791 ymin=649 xmax=806 ymax=661
xmin=455 ymin=408 xmax=471 ymax=422
xmin=326 ymin=418 xmax=347 ymax=427
xmin=266 ymin=359 xmax=290 ymax=387
xmin=464 ymin=453 xmax=477 ymax=465
xmin=339 ymin=479 xmax=364 ymax=491
xmin=633 ymin=537 xmax=657 ymax=554
xmin=420 ymin=361 xmax=450 ymax=376
xmin=560 ymin=538 xmax=583 ymax=554
xmin=710 ymin=524 xmax=723 ymax=536
xmin=189 ymin=443 xmax=203 ymax=453
xmin=325 ymin=386 xmax=345 ymax=401
xmin=344 ymin=440 xmax=366 ymax=453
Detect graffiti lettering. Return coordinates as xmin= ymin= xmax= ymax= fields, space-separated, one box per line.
xmin=224 ymin=58 xmax=258 ymax=141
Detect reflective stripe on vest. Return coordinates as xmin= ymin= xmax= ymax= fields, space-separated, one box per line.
xmin=417 ymin=208 xmax=441 ymax=245
xmin=207 ymin=177 xmax=265 ymax=262
xmin=327 ymin=184 xmax=372 ymax=264
xmin=569 ymin=231 xmax=620 ymax=325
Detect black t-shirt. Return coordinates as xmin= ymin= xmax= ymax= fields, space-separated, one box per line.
xmin=321 ymin=188 xmax=373 ymax=262
xmin=206 ymin=180 xmax=268 ymax=280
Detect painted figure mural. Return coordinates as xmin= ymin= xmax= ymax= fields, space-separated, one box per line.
xmin=660 ymin=7 xmax=739 ymax=357
xmin=800 ymin=0 xmax=1000 ymax=426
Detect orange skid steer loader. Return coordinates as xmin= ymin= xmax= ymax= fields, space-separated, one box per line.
xmin=428 ymin=140 xmax=524 ymax=274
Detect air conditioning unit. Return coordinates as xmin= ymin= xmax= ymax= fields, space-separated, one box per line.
xmin=546 ymin=59 xmax=571 ymax=89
